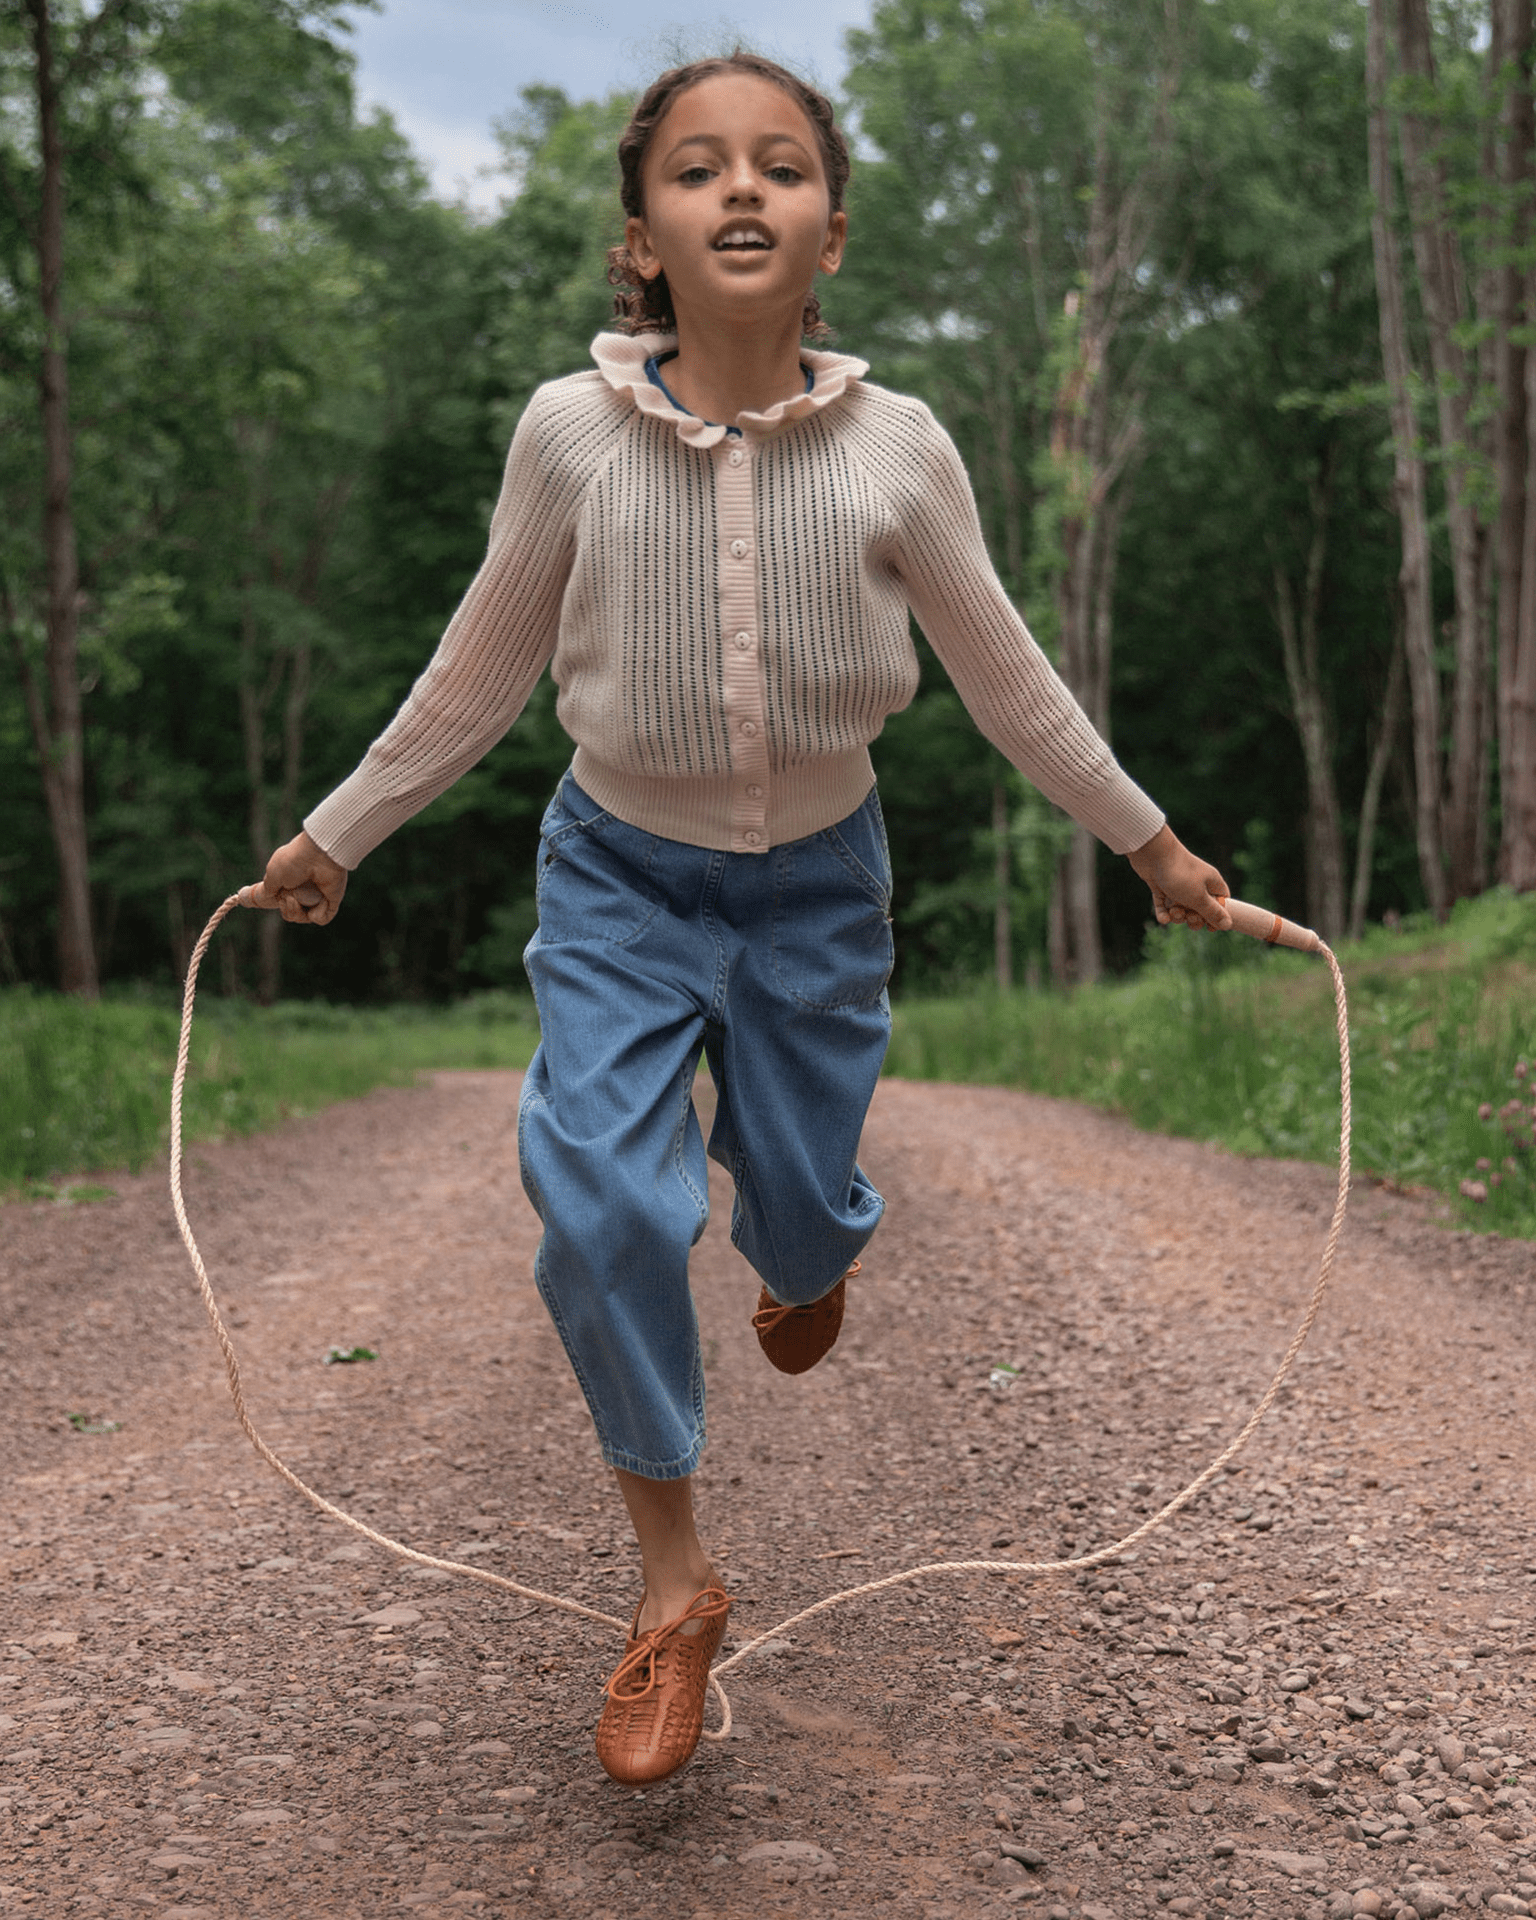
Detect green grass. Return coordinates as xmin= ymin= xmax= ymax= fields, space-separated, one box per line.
xmin=885 ymin=888 xmax=1536 ymax=1238
xmin=0 ymin=989 xmax=540 ymax=1199
xmin=9 ymin=891 xmax=1536 ymax=1238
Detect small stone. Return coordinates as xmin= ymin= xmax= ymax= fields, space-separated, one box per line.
xmin=1345 ymin=1699 xmax=1375 ymax=1720
xmin=1434 ymin=1734 xmax=1465 ymax=1772
xmin=232 ymin=1808 xmax=293 ymax=1827
xmin=407 ymin=1720 xmax=444 ymax=1738
xmin=1281 ymin=1669 xmax=1315 ymax=1692
xmin=740 ymin=1841 xmax=831 ymax=1867
xmin=148 ymin=1851 xmax=209 ymax=1871
xmin=990 ymin=1857 xmax=1027 ymax=1885
xmin=1352 ymin=1894 xmax=1385 ymax=1917
xmin=1254 ymin=1849 xmax=1330 ymax=1877
xmin=163 ymin=1671 xmax=214 ymax=1693
xmin=1407 ymin=1888 xmax=1449 ymax=1919
xmin=999 ymin=1842 xmax=1045 ymax=1868
xmin=587 ymin=1840 xmax=642 ymax=1866
xmin=1057 ymin=1795 xmax=1085 ymax=1815
xmin=356 ymin=1604 xmax=422 ymax=1627
xmin=1488 ymin=1899 xmax=1532 ymax=1916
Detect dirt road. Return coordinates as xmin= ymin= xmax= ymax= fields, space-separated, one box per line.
xmin=3 ymin=1068 xmax=1535 ymax=1920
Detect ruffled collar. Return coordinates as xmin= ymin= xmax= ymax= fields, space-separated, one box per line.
xmin=589 ymin=330 xmax=868 ymax=447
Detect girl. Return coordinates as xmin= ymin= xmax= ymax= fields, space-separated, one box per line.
xmin=245 ymin=51 xmax=1231 ymax=1787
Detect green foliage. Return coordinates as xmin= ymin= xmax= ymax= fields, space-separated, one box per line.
xmin=886 ymin=889 xmax=1536 ymax=1237
xmin=0 ymin=0 xmax=1515 ymax=1012
xmin=0 ymin=986 xmax=539 ymax=1195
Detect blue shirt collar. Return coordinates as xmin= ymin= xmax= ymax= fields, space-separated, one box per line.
xmin=644 ymin=350 xmax=814 ymax=439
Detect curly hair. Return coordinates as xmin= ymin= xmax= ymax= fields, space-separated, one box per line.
xmin=605 ymin=50 xmax=850 ymax=343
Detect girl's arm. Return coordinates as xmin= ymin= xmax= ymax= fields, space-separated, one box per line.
xmin=887 ymin=404 xmax=1227 ymax=925
xmin=1127 ymin=822 xmax=1231 ymax=932
xmin=240 ymin=830 xmax=347 ymax=925
xmin=276 ymin=387 xmax=584 ymax=890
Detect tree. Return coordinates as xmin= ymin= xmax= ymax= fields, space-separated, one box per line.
xmin=0 ymin=0 xmax=164 ymax=995
xmin=1488 ymin=0 xmax=1535 ymax=889
xmin=1366 ymin=0 xmax=1448 ymax=919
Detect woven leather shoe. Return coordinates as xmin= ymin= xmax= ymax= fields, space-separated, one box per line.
xmin=594 ymin=1585 xmax=730 ymax=1785
xmin=752 ymin=1259 xmax=860 ymax=1375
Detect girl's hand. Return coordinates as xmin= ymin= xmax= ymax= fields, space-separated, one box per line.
xmin=1128 ymin=824 xmax=1231 ymax=932
xmin=239 ymin=830 xmax=348 ymax=925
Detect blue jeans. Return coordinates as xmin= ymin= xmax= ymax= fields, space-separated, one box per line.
xmin=518 ymin=772 xmax=893 ymax=1479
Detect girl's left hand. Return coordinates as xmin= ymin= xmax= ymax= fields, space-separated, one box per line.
xmin=1127 ymin=824 xmax=1232 ymax=932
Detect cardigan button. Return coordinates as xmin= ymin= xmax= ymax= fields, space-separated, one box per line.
xmin=744 ymin=830 xmax=762 ymax=846
xmin=734 ymin=631 xmax=753 ymax=650
xmin=729 ymin=538 xmax=749 ymax=559
xmin=740 ymin=720 xmax=758 ymax=737
xmin=728 ymin=448 xmax=745 ymax=466
xmin=746 ymin=784 xmax=763 ymax=799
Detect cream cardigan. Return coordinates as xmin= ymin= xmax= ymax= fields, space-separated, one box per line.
xmin=304 ymin=332 xmax=1164 ymax=867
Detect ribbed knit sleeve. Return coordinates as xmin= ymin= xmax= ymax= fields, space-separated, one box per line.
xmin=302 ymin=383 xmax=591 ymax=868
xmin=881 ymin=400 xmax=1165 ymax=857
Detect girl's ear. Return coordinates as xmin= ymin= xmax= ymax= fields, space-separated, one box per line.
xmin=818 ymin=209 xmax=848 ymax=278
xmin=625 ymin=215 xmax=663 ymax=283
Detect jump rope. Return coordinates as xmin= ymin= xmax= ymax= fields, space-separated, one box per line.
xmin=170 ymin=892 xmax=1350 ymax=1740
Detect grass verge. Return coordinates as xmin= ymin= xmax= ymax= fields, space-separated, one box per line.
xmin=0 ymin=990 xmax=540 ymax=1200
xmin=885 ymin=889 xmax=1536 ymax=1238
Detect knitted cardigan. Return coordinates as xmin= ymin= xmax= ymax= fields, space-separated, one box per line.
xmin=304 ymin=331 xmax=1165 ymax=867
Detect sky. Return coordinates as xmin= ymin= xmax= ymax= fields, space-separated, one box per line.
xmin=340 ymin=0 xmax=873 ymax=208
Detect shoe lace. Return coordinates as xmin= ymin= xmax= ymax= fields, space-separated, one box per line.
xmin=750 ymin=1260 xmax=860 ymax=1336
xmin=604 ymin=1586 xmax=731 ymax=1702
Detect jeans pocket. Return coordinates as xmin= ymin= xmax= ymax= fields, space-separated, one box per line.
xmin=534 ymin=785 xmax=665 ymax=948
xmin=771 ymin=796 xmax=894 ymax=1011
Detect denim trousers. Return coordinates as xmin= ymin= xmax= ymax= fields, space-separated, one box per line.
xmin=517 ymin=770 xmax=894 ymax=1480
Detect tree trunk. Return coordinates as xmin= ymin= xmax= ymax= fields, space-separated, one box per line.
xmin=1513 ymin=272 xmax=1536 ymax=890
xmin=1349 ymin=613 xmax=1408 ymax=940
xmin=1270 ymin=453 xmax=1347 ymax=943
xmin=1047 ymin=861 xmax=1070 ymax=988
xmin=992 ymin=777 xmax=1013 ymax=991
xmin=239 ymin=575 xmax=282 ymax=1006
xmin=1493 ymin=0 xmax=1536 ymax=888
xmin=25 ymin=0 xmax=96 ymax=995
xmin=1048 ymin=294 xmax=1139 ymax=986
xmin=1393 ymin=0 xmax=1489 ymax=900
xmin=1367 ymin=0 xmax=1448 ymax=918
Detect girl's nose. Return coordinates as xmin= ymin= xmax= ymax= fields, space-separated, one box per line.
xmin=722 ymin=167 xmax=763 ymax=207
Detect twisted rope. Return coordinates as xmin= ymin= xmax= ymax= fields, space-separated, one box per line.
xmin=171 ymin=896 xmax=1351 ymax=1744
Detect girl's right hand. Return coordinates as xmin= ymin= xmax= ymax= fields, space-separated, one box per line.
xmin=239 ymin=830 xmax=349 ymax=925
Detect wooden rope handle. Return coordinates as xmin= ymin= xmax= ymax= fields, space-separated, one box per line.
xmin=1222 ymin=896 xmax=1322 ymax=954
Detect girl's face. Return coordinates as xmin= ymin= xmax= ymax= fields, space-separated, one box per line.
xmin=625 ymin=73 xmax=846 ymax=331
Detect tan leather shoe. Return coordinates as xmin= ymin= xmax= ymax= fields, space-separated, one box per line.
xmin=594 ymin=1585 xmax=730 ymax=1785
xmin=752 ymin=1259 xmax=859 ymax=1375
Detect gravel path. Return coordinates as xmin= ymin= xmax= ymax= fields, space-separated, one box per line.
xmin=3 ymin=1067 xmax=1535 ymax=1920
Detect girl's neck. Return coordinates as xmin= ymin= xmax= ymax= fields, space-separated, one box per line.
xmin=661 ymin=307 xmax=809 ymax=425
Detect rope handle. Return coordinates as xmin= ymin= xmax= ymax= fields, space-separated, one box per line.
xmin=172 ymin=894 xmax=1351 ymax=1745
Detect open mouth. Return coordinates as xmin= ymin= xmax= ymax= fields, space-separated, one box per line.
xmin=713 ymin=227 xmax=774 ymax=252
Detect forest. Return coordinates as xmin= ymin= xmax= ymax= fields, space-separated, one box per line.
xmin=2 ymin=0 xmax=1533 ymax=1006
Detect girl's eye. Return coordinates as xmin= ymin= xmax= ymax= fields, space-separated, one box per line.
xmin=674 ymin=160 xmax=801 ymax=185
